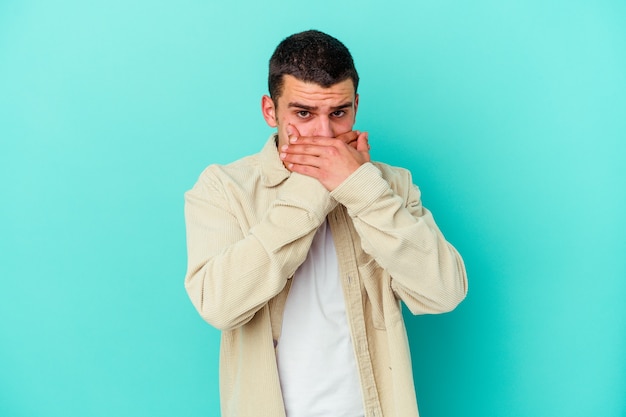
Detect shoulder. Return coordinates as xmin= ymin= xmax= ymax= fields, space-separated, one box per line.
xmin=193 ymin=135 xmax=282 ymax=189
xmin=204 ymin=153 xmax=261 ymax=180
xmin=187 ymin=151 xmax=263 ymax=199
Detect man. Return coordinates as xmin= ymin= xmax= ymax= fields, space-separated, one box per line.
xmin=184 ymin=30 xmax=467 ymax=417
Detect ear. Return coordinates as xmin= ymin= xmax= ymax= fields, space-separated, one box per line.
xmin=261 ymin=95 xmax=277 ymax=128
xmin=354 ymin=93 xmax=360 ymax=115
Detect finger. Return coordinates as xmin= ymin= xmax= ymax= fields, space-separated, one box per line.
xmin=282 ymin=142 xmax=326 ymax=157
xmin=289 ymin=130 xmax=358 ymax=145
xmin=281 ymin=153 xmax=323 ymax=168
xmin=286 ymin=124 xmax=301 ymax=142
xmin=335 ymin=130 xmax=359 ymax=146
xmin=289 ymin=134 xmax=357 ymax=149
xmin=356 ymin=131 xmax=370 ymax=153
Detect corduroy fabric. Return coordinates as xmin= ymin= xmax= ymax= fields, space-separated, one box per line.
xmin=184 ymin=135 xmax=468 ymax=417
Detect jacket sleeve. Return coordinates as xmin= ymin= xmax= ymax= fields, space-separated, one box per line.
xmin=184 ymin=169 xmax=335 ymax=330
xmin=330 ymin=162 xmax=468 ymax=314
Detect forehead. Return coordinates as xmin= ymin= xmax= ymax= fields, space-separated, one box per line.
xmin=279 ymin=75 xmax=355 ymax=105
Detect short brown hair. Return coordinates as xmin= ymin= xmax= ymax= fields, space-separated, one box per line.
xmin=268 ymin=30 xmax=359 ymax=101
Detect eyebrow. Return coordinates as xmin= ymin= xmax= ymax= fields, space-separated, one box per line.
xmin=287 ymin=102 xmax=353 ymax=111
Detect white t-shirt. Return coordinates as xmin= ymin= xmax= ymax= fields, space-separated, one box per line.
xmin=276 ymin=220 xmax=365 ymax=417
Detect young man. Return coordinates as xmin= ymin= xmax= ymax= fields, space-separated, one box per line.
xmin=184 ymin=30 xmax=467 ymax=417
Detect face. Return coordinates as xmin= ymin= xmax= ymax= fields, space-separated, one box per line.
xmin=261 ymin=75 xmax=359 ymax=148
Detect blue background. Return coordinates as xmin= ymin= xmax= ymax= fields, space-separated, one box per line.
xmin=1 ymin=1 xmax=624 ymax=416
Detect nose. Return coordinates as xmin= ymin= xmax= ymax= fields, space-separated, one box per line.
xmin=313 ymin=116 xmax=334 ymax=137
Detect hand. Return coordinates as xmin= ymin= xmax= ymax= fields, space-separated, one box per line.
xmin=279 ymin=125 xmax=371 ymax=191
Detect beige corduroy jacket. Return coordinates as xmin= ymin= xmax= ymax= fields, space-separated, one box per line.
xmin=184 ymin=135 xmax=468 ymax=417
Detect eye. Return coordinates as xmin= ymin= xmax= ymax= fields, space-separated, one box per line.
xmin=296 ymin=110 xmax=310 ymax=118
xmin=331 ymin=110 xmax=346 ymax=118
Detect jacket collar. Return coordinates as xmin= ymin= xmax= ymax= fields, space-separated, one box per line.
xmin=260 ymin=134 xmax=291 ymax=187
